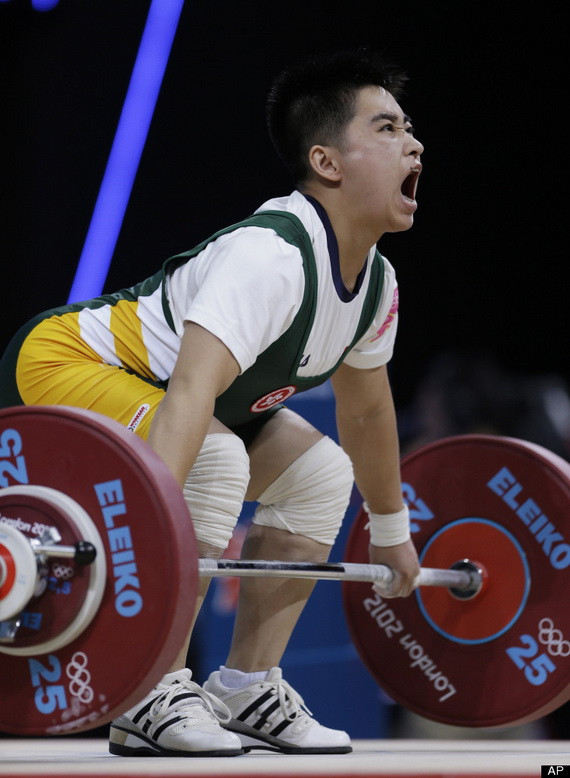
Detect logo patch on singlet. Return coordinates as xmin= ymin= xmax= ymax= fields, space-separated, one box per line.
xmin=250 ymin=386 xmax=297 ymax=413
xmin=127 ymin=403 xmax=151 ymax=432
xmin=369 ymin=286 xmax=399 ymax=343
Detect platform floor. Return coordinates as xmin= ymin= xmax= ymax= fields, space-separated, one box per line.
xmin=0 ymin=739 xmax=569 ymax=778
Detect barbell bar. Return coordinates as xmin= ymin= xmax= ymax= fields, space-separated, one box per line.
xmin=197 ymin=557 xmax=484 ymax=598
xmin=0 ymin=541 xmax=483 ymax=625
xmin=1 ymin=535 xmax=480 ymax=592
xmin=0 ymin=541 xmax=482 ymax=624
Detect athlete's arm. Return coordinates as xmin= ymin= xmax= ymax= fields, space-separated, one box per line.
xmin=331 ymin=362 xmax=419 ymax=597
xmin=147 ymin=322 xmax=240 ymax=487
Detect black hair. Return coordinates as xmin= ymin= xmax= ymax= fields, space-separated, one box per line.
xmin=266 ymin=48 xmax=408 ymax=183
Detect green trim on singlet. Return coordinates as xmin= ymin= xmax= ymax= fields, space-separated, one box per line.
xmin=161 ymin=211 xmax=317 ymax=333
xmin=164 ymin=210 xmax=385 ymax=428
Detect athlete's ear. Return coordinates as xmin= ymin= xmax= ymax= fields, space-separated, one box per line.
xmin=307 ymin=145 xmax=342 ymax=183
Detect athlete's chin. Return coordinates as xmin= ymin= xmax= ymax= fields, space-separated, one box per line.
xmin=385 ymin=215 xmax=415 ymax=234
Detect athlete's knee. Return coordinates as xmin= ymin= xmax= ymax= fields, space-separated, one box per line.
xmin=252 ymin=436 xmax=354 ymax=545
xmin=183 ymin=433 xmax=250 ymax=550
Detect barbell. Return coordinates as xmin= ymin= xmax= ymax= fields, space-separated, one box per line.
xmin=0 ymin=405 xmax=568 ymax=735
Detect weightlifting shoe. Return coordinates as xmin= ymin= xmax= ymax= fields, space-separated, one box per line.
xmin=203 ymin=666 xmax=352 ymax=754
xmin=108 ymin=669 xmax=243 ymax=757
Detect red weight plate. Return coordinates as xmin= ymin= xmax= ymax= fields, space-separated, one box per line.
xmin=0 ymin=405 xmax=198 ymax=735
xmin=343 ymin=434 xmax=570 ymax=728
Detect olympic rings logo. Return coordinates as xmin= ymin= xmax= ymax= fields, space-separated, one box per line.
xmin=51 ymin=564 xmax=74 ymax=580
xmin=538 ymin=618 xmax=570 ymax=657
xmin=66 ymin=652 xmax=94 ymax=704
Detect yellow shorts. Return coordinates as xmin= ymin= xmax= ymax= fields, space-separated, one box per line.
xmin=10 ymin=313 xmax=165 ymax=440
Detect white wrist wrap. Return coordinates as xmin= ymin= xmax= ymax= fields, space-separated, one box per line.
xmin=364 ymin=502 xmax=410 ymax=547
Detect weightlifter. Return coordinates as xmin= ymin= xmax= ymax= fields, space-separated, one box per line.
xmin=0 ymin=48 xmax=422 ymax=756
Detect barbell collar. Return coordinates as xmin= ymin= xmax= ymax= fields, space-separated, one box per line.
xmin=30 ymin=540 xmax=97 ymax=566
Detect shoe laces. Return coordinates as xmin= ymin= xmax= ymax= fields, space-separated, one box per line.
xmin=269 ymin=677 xmax=313 ymax=723
xmin=152 ymin=677 xmax=232 ymax=724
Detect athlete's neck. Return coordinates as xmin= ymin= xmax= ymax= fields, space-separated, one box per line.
xmin=300 ymin=186 xmax=376 ymax=292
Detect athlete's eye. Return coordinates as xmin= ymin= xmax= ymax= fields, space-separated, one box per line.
xmin=379 ymin=123 xmax=415 ymax=135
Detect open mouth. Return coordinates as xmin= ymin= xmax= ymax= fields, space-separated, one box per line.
xmin=401 ymin=169 xmax=420 ymax=202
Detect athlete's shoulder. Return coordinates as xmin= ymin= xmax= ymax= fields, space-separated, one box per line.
xmin=255 ymin=190 xmax=323 ymax=240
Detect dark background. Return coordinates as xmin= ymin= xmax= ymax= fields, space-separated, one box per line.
xmin=1 ymin=0 xmax=567 ymax=412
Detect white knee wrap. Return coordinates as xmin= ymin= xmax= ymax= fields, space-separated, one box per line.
xmin=253 ymin=436 xmax=354 ymax=545
xmin=183 ymin=433 xmax=250 ymax=550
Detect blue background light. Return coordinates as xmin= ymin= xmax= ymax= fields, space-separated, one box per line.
xmin=67 ymin=0 xmax=185 ymax=303
xmin=0 ymin=0 xmax=60 ymax=8
xmin=32 ymin=0 xmax=60 ymax=10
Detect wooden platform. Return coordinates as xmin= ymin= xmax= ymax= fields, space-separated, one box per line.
xmin=1 ymin=739 xmax=569 ymax=777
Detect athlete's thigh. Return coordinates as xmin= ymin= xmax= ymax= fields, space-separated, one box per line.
xmin=245 ymin=407 xmax=323 ymax=501
xmin=27 ymin=360 xmax=164 ymax=439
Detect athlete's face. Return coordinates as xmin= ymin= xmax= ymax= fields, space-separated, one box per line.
xmin=336 ymin=86 xmax=424 ymax=234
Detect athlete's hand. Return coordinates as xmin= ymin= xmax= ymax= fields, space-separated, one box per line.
xmin=369 ymin=538 xmax=420 ymax=598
